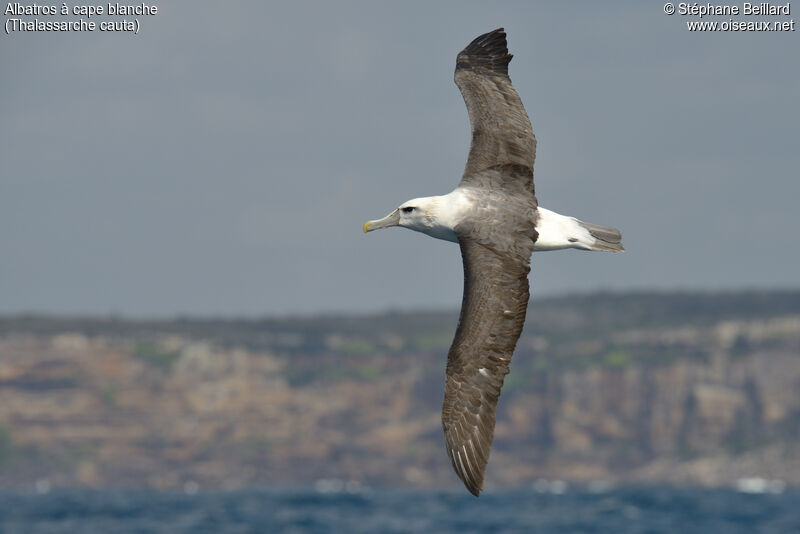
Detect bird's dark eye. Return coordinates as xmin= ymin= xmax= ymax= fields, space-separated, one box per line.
xmin=401 ymin=207 xmax=415 ymax=213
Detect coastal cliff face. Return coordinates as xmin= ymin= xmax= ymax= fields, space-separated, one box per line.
xmin=1 ymin=292 xmax=799 ymax=490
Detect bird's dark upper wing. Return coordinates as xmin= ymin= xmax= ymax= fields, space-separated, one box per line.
xmin=441 ymin=28 xmax=539 ymax=497
xmin=455 ymin=28 xmax=536 ymax=190
xmin=441 ymin=237 xmax=533 ymax=496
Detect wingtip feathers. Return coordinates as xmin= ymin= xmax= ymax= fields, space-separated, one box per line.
xmin=456 ymin=27 xmax=513 ymax=76
xmin=447 ymin=443 xmax=485 ymax=497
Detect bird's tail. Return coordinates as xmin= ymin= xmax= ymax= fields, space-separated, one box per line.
xmin=578 ymin=221 xmax=625 ymax=252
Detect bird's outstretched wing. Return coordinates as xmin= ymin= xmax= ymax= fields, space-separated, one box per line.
xmin=455 ymin=28 xmax=537 ymax=190
xmin=441 ymin=28 xmax=539 ymax=496
xmin=441 ymin=238 xmax=532 ymax=496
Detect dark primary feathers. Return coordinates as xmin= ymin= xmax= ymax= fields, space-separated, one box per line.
xmin=455 ymin=27 xmax=514 ymax=76
xmin=442 ymin=28 xmax=540 ymax=496
xmin=455 ymin=28 xmax=537 ymax=188
xmin=442 ymin=239 xmax=533 ymax=496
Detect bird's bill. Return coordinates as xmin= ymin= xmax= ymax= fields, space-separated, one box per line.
xmin=363 ymin=209 xmax=400 ymax=233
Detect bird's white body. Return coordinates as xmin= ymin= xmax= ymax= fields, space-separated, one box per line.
xmin=396 ymin=191 xmax=606 ymax=252
xmin=532 ymin=207 xmax=595 ymax=251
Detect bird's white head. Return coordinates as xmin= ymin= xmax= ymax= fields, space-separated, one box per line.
xmin=363 ymin=196 xmax=459 ymax=242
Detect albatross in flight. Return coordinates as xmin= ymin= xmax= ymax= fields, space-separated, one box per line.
xmin=363 ymin=28 xmax=624 ymax=496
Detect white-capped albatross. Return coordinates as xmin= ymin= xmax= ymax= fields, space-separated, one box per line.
xmin=363 ymin=28 xmax=624 ymax=496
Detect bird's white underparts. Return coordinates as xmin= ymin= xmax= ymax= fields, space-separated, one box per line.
xmin=364 ymin=189 xmax=623 ymax=253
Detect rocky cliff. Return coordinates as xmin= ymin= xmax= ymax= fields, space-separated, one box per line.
xmin=1 ymin=291 xmax=799 ymax=491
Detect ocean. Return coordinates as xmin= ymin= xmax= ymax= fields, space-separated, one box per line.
xmin=0 ymin=486 xmax=798 ymax=533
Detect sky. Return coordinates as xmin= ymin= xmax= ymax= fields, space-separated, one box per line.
xmin=1 ymin=2 xmax=798 ymax=317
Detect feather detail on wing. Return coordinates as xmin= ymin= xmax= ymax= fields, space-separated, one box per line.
xmin=441 ymin=238 xmax=532 ymax=496
xmin=454 ymin=28 xmax=537 ymax=188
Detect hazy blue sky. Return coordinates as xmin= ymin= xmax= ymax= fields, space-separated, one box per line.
xmin=1 ymin=2 xmax=798 ymax=317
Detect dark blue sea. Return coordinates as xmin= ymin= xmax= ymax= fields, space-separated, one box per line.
xmin=1 ymin=486 xmax=798 ymax=533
